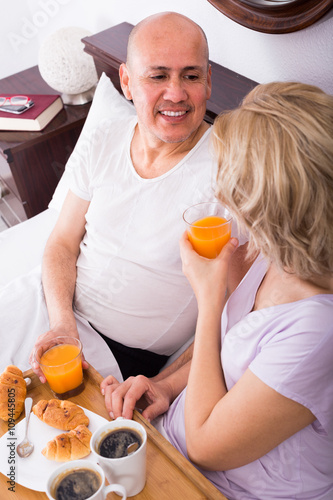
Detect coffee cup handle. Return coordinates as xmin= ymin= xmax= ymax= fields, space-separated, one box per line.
xmin=103 ymin=483 xmax=127 ymax=499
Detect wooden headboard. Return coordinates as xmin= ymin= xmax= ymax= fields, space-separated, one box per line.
xmin=82 ymin=22 xmax=258 ymax=125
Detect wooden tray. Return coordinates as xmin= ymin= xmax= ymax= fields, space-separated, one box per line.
xmin=0 ymin=365 xmax=227 ymax=499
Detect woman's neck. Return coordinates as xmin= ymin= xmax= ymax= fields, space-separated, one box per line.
xmin=253 ymin=263 xmax=332 ymax=312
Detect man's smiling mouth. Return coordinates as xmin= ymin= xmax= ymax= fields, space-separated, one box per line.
xmin=160 ymin=110 xmax=187 ymax=117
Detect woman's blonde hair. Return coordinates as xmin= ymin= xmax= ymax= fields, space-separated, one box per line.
xmin=213 ymin=81 xmax=333 ymax=279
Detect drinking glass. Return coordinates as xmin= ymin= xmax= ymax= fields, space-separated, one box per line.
xmin=183 ymin=202 xmax=232 ymax=259
xmin=34 ymin=336 xmax=84 ymax=399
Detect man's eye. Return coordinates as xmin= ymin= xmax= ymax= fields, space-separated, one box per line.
xmin=184 ymin=74 xmax=199 ymax=81
xmin=150 ymin=75 xmax=166 ymax=80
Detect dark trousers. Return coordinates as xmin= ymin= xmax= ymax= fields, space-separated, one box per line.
xmin=91 ymin=326 xmax=170 ymax=380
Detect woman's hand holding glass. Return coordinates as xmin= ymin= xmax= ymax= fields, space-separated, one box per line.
xmin=179 ymin=231 xmax=239 ymax=314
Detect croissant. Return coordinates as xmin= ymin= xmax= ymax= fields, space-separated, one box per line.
xmin=32 ymin=399 xmax=89 ymax=430
xmin=0 ymin=365 xmax=27 ymax=421
xmin=42 ymin=424 xmax=92 ymax=461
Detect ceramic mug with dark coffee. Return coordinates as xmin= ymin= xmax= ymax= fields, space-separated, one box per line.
xmin=91 ymin=417 xmax=147 ymax=497
xmin=46 ymin=459 xmax=126 ymax=500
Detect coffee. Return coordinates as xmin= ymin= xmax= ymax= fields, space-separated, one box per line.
xmin=53 ymin=468 xmax=101 ymax=500
xmin=99 ymin=427 xmax=142 ymax=459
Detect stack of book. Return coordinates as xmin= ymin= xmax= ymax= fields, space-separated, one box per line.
xmin=0 ymin=94 xmax=64 ymax=131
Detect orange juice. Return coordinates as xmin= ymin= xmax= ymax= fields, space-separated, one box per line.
xmin=188 ymin=215 xmax=231 ymax=258
xmin=40 ymin=343 xmax=83 ymax=396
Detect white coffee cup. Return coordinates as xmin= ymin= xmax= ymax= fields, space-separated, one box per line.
xmin=45 ymin=459 xmax=126 ymax=500
xmin=91 ymin=417 xmax=147 ymax=497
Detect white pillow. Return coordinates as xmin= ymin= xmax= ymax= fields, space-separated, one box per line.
xmin=49 ymin=72 xmax=136 ymax=211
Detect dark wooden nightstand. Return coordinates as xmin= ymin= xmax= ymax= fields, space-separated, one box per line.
xmin=0 ymin=66 xmax=91 ymax=224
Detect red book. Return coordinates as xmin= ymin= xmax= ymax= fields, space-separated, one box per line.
xmin=0 ymin=94 xmax=63 ymax=131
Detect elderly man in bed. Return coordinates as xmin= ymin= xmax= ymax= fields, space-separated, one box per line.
xmin=19 ymin=11 xmax=224 ymax=382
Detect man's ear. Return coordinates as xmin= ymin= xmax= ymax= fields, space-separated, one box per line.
xmin=119 ymin=63 xmax=132 ymax=100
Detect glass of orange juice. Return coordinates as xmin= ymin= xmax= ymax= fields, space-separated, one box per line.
xmin=183 ymin=202 xmax=233 ymax=259
xmin=34 ymin=336 xmax=84 ymax=399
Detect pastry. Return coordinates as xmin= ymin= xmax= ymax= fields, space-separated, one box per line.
xmin=32 ymin=399 xmax=89 ymax=430
xmin=0 ymin=365 xmax=27 ymax=421
xmin=42 ymin=424 xmax=92 ymax=461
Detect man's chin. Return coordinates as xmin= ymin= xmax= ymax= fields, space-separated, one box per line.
xmin=156 ymin=130 xmax=195 ymax=144
xmin=162 ymin=137 xmax=192 ymax=144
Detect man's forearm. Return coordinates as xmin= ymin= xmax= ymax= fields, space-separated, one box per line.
xmin=42 ymin=241 xmax=78 ymax=330
xmin=152 ymin=342 xmax=194 ymax=382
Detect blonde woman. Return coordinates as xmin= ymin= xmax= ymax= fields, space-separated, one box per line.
xmin=102 ymin=82 xmax=333 ymax=499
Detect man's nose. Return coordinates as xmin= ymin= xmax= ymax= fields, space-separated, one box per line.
xmin=163 ymin=78 xmax=187 ymax=102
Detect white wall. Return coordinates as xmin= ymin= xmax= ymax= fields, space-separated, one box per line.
xmin=1 ymin=0 xmax=333 ymax=94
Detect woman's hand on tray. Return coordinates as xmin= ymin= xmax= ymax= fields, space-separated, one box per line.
xmin=101 ymin=374 xmax=174 ymax=423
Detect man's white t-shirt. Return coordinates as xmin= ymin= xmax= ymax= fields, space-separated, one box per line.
xmin=68 ymin=116 xmax=217 ymax=355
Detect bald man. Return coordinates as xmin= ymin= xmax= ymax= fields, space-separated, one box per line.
xmin=30 ymin=12 xmax=215 ymax=382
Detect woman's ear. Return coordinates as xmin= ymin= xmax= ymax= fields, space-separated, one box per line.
xmin=119 ymin=63 xmax=133 ymax=100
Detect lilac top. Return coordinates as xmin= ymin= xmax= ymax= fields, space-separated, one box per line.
xmin=162 ymin=255 xmax=333 ymax=499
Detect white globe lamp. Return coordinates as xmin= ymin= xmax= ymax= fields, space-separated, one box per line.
xmin=38 ymin=27 xmax=98 ymax=105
